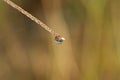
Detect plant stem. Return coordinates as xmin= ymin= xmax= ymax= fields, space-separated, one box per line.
xmin=3 ymin=0 xmax=65 ymax=42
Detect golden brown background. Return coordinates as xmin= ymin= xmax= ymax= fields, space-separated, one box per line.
xmin=0 ymin=0 xmax=120 ymax=80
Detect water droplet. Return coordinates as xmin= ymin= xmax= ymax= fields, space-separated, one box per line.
xmin=55 ymin=35 xmax=65 ymax=44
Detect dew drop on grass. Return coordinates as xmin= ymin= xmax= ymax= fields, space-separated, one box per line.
xmin=55 ymin=35 xmax=65 ymax=44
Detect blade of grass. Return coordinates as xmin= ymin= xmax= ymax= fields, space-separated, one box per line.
xmin=3 ymin=0 xmax=65 ymax=43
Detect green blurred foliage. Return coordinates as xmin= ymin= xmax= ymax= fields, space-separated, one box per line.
xmin=0 ymin=0 xmax=120 ymax=80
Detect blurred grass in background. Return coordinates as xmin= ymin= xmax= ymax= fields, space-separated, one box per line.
xmin=0 ymin=0 xmax=120 ymax=80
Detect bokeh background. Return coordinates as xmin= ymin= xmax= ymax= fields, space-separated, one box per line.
xmin=0 ymin=0 xmax=120 ymax=80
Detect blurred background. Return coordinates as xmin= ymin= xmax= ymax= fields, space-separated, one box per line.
xmin=0 ymin=0 xmax=120 ymax=80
